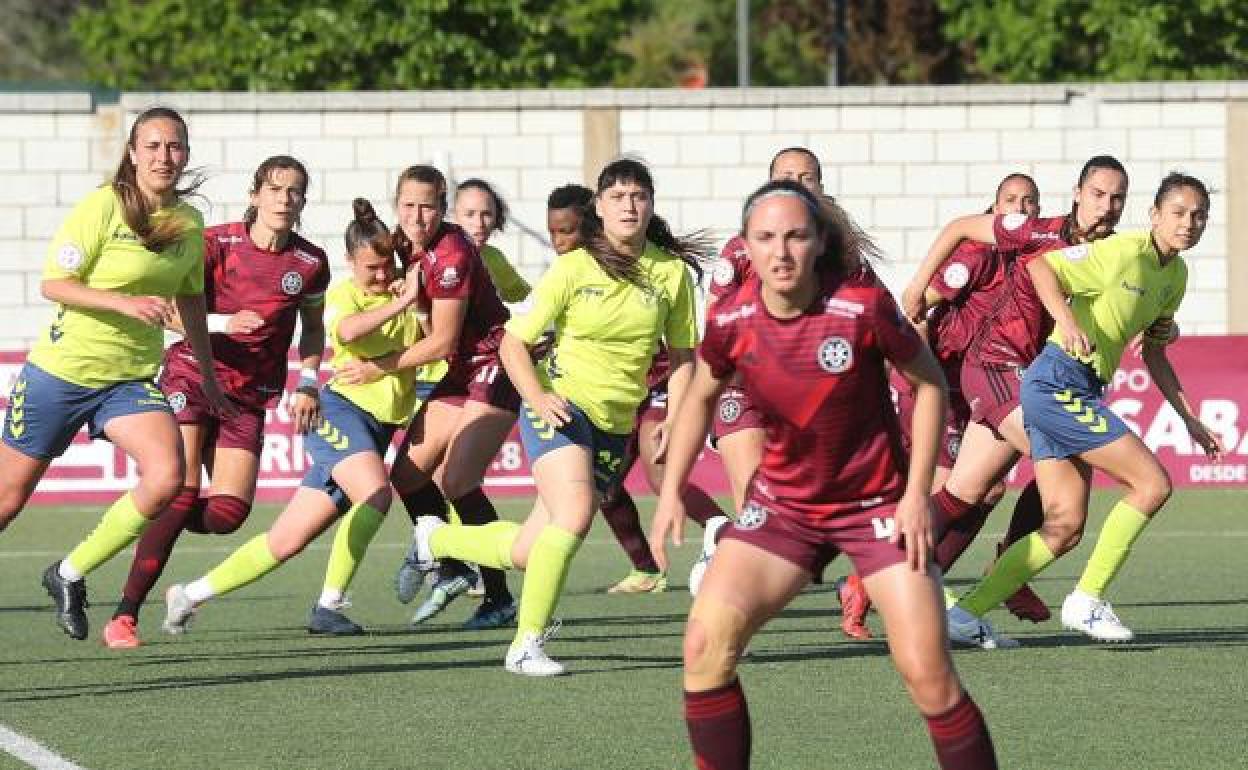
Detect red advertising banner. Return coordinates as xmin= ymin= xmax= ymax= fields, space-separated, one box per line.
xmin=2 ymin=337 xmax=1245 ymax=506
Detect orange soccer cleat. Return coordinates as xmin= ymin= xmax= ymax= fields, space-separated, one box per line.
xmin=835 ymin=573 xmax=873 ymax=640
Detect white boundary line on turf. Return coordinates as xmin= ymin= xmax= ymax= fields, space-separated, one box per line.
xmin=0 ymin=724 xmax=86 ymax=770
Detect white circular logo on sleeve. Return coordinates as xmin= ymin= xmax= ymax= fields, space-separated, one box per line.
xmin=1061 ymin=244 xmax=1090 ymax=262
xmin=438 ymin=266 xmax=461 ymax=289
xmin=712 ymin=258 xmax=736 ymax=287
xmin=817 ymin=336 xmax=853 ymax=374
xmin=1001 ymin=213 xmax=1028 ymax=231
xmin=168 ymin=392 xmax=187 ymax=414
xmin=57 ymin=244 xmax=84 ymax=271
xmin=942 ymin=262 xmax=970 ymax=289
xmin=281 ymin=271 xmax=304 ymax=295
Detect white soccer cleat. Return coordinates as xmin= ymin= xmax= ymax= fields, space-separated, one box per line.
xmin=504 ymin=632 xmax=566 ymax=677
xmin=411 ymin=516 xmax=445 ymax=569
xmin=946 ymin=605 xmax=1020 ymax=650
xmin=162 ymin=584 xmax=197 ymax=635
xmin=689 ymin=515 xmax=730 ymax=597
xmin=1061 ymin=590 xmax=1134 ymax=642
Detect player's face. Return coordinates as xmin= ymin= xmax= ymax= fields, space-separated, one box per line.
xmin=454 ymin=187 xmax=497 ymax=249
xmin=1072 ymin=168 xmax=1128 ymax=240
xmin=993 ymin=177 xmax=1039 ymax=217
xmin=1150 ymin=185 xmax=1208 ymax=255
xmin=745 ymin=196 xmax=821 ymax=297
xmin=349 ymin=245 xmax=397 ymax=295
xmin=770 ymin=151 xmax=822 ymax=195
xmin=546 ymin=207 xmax=582 ymax=255
xmin=128 ymin=117 xmax=189 ymax=202
xmin=249 ymin=168 xmax=306 ymax=235
xmin=396 ymin=180 xmax=444 ymax=249
xmin=595 ymin=181 xmax=652 ymax=248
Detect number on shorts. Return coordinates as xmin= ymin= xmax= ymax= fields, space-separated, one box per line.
xmin=871 ymin=517 xmax=896 ymax=541
xmin=475 ymin=364 xmax=500 ymax=384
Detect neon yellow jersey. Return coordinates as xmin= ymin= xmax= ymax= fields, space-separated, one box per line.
xmin=27 ymin=186 xmax=205 ymax=389
xmin=506 ymin=242 xmax=699 ymax=434
xmin=480 ymin=244 xmax=531 ymax=303
xmin=1045 ymin=229 xmax=1187 ymax=382
xmin=324 ymin=278 xmax=424 ymax=425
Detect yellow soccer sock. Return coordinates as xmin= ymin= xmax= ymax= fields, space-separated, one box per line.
xmin=514 ymin=525 xmax=582 ymax=641
xmin=204 ymin=534 xmax=282 ymax=597
xmin=1076 ymin=501 xmax=1150 ymax=599
xmin=959 ymin=533 xmax=1056 ymax=617
xmin=323 ymin=502 xmax=385 ymax=596
xmin=65 ymin=493 xmax=150 ymax=576
xmin=431 ymin=520 xmax=519 ymax=570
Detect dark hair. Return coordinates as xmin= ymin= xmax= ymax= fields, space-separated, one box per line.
xmin=579 ymin=158 xmax=710 ymax=284
xmin=1153 ymin=171 xmax=1210 ymax=210
xmin=741 ymin=180 xmax=881 ymax=277
xmin=455 ymin=177 xmax=508 ymax=233
xmin=1066 ymin=155 xmax=1129 ymax=242
xmin=345 ymin=199 xmax=394 ymax=260
xmin=391 ymin=165 xmax=447 ymax=266
xmin=243 ymin=155 xmax=309 ymax=229
xmin=986 ymin=172 xmax=1039 ymax=213
xmin=547 ymin=183 xmax=593 ymax=211
xmin=768 ymin=147 xmax=823 ymax=182
xmin=111 ymin=106 xmax=204 ymax=252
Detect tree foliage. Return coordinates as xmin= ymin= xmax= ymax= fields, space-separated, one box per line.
xmin=0 ymin=0 xmax=86 ymax=83
xmin=940 ymin=0 xmax=1248 ymax=82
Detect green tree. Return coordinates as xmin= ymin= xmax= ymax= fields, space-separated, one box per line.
xmin=0 ymin=0 xmax=86 ymax=83
xmin=940 ymin=0 xmax=1248 ymax=82
xmin=69 ymin=0 xmax=651 ymax=90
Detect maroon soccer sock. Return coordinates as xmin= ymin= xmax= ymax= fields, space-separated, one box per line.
xmin=1003 ymin=480 xmax=1044 ymax=546
xmin=925 ymin=692 xmax=998 ymax=770
xmin=934 ymin=503 xmax=992 ymax=573
xmin=600 ymin=489 xmax=661 ymax=573
xmin=400 ymin=483 xmax=449 ymax=525
xmin=450 ymin=488 xmax=513 ymax=604
xmin=187 ymin=495 xmax=251 ymax=534
xmin=682 ymin=484 xmax=726 ymax=527
xmin=115 ymin=487 xmax=199 ymax=620
xmin=685 ymin=679 xmax=751 ymax=770
xmin=931 ymin=487 xmax=976 ymax=537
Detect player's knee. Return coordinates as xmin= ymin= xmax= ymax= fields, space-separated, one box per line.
xmin=894 ymin=654 xmax=961 ymax=714
xmin=202 ymin=495 xmax=252 ymax=534
xmin=140 ymin=463 xmax=185 ymax=511
xmin=1132 ymin=467 xmax=1172 ymax=513
xmin=683 ymin=619 xmax=737 ymax=686
xmin=1040 ymin=508 xmax=1084 ymax=554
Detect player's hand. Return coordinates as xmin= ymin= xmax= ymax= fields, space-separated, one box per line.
xmin=648 ymin=492 xmax=687 ymax=572
xmin=901 ymin=282 xmax=928 ymax=324
xmin=1056 ymin=318 xmax=1093 ymax=359
xmin=1143 ymin=318 xmax=1179 ymax=346
xmin=396 ymin=271 xmax=423 ymax=308
xmin=1185 ymin=417 xmax=1224 ymax=461
xmin=118 ymin=295 xmax=174 ymax=327
xmin=290 ymin=391 xmax=321 ymax=434
xmin=650 ymin=420 xmax=672 ymax=465
xmin=528 ymin=391 xmax=572 ymax=428
xmin=890 ymin=491 xmax=934 ymax=573
xmin=334 ymin=358 xmax=384 ymax=386
xmin=200 ymin=377 xmax=239 ymax=419
xmin=226 ymin=310 xmax=265 ymax=335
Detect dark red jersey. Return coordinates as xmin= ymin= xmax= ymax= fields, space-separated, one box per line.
xmin=927 ymin=240 xmax=1011 ymax=364
xmin=163 ymin=222 xmax=330 ymax=409
xmin=646 ymin=344 xmax=671 ymax=389
xmin=708 ymin=235 xmax=751 ymax=305
xmin=409 ymin=222 xmax=509 ymax=365
xmin=700 ymin=270 xmax=923 ymax=520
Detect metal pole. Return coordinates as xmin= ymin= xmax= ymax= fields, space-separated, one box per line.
xmin=737 ymin=0 xmax=749 ymax=88
xmin=828 ymin=0 xmax=845 ymax=87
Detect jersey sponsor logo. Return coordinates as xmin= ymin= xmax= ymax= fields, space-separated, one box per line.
xmin=111 ymin=227 xmax=139 ymax=243
xmin=735 ymin=501 xmax=770 ymax=531
xmin=217 ymin=235 xmax=245 ymax=245
xmin=942 ymin=262 xmax=970 ymax=290
xmin=1120 ymin=280 xmax=1146 ymax=297
xmin=1060 ymin=244 xmax=1090 ymax=262
xmin=1000 ymin=213 xmax=1028 ymax=231
xmin=281 ymin=271 xmax=304 ymax=295
xmin=294 ymin=249 xmax=320 ymax=264
xmin=714 ymin=303 xmax=757 ymax=327
xmin=57 ymin=243 xmax=85 ymax=271
xmin=817 ymin=336 xmax=853 ymax=374
xmin=718 ymin=396 xmax=742 ymax=424
xmin=168 ymin=391 xmax=187 ymax=414
xmin=438 ymin=266 xmax=461 ymax=289
xmin=711 ymin=258 xmax=736 ymax=287
xmin=823 ymin=297 xmax=864 ymax=318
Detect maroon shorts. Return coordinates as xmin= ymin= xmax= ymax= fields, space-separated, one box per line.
xmin=960 ymin=361 xmax=1024 ymax=431
xmin=709 ymin=387 xmax=765 ymax=447
xmin=720 ymin=489 xmax=907 ymax=579
xmin=892 ymin=367 xmax=971 ymax=468
xmin=432 ymin=353 xmax=521 ymax=413
xmin=159 ymin=370 xmax=265 ymax=453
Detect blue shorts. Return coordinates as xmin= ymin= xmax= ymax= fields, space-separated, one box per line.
xmin=2 ymin=362 xmax=172 ymax=461
xmin=1021 ymin=343 xmax=1131 ymax=461
xmin=413 ymin=379 xmax=440 ymax=402
xmin=302 ymin=387 xmax=399 ymax=509
xmin=518 ymin=401 xmax=629 ymax=497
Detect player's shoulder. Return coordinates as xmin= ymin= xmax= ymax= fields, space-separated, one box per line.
xmin=205 ymin=221 xmax=248 ymax=246
xmin=719 ymin=234 xmax=747 ymax=261
xmin=433 ymin=222 xmax=476 ymax=261
xmin=326 ymin=277 xmax=360 ymax=305
xmin=287 ymin=232 xmax=329 ymax=266
xmin=707 ymin=277 xmax=760 ymax=330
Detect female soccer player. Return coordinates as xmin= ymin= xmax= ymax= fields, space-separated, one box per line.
xmin=406 ymin=158 xmax=706 ymax=675
xmin=949 ymin=173 xmax=1221 ymax=643
xmin=336 ymin=166 xmax=519 ymax=631
xmin=454 ymin=178 xmax=531 ymax=303
xmin=651 ymin=180 xmax=997 ymax=769
xmin=0 ymin=106 xmax=230 ymax=641
xmin=164 ymin=199 xmax=423 ymax=635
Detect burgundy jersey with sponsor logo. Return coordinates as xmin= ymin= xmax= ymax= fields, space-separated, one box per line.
xmin=407 ymin=221 xmax=509 ymax=365
xmin=701 ymin=270 xmax=922 ymax=521
xmin=162 ymin=222 xmax=330 ymax=409
xmin=927 ymin=240 xmax=1011 ymax=364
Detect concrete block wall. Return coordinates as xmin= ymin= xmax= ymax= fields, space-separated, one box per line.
xmin=0 ymin=83 xmax=1240 ymax=351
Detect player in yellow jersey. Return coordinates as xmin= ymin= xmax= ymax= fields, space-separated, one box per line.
xmin=0 ymin=107 xmax=229 ymax=641
xmin=405 ymin=158 xmax=709 ymax=675
xmin=455 ymin=178 xmax=532 ymax=303
xmin=948 ymin=173 xmax=1223 ymax=644
xmin=163 ymin=200 xmax=424 ymax=636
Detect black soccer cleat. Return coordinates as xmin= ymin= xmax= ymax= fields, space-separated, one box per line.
xmin=42 ymin=562 xmax=89 ymax=640
xmin=307 ymin=604 xmax=364 ymax=636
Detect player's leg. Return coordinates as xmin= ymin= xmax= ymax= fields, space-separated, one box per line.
xmin=601 ymin=412 xmax=665 ymax=593
xmin=391 ymin=400 xmax=460 ymax=603
xmin=0 ymin=363 xmax=66 ymax=530
xmin=0 ymin=443 xmax=50 ymax=531
xmin=694 ymin=398 xmax=763 ymax=598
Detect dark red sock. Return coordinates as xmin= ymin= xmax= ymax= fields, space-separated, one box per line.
xmin=115 ymin=487 xmax=199 ymax=620
xmin=600 ymin=489 xmax=661 ymax=573
xmin=685 ymin=679 xmax=751 ymax=770
xmin=931 ymin=488 xmax=976 ymax=538
xmin=925 ymin=693 xmax=998 ymax=770
xmin=934 ymin=503 xmax=992 ymax=573
xmin=187 ymin=495 xmax=251 ymax=534
xmin=681 ymin=484 xmax=726 ymax=527
xmin=400 ymin=483 xmax=448 ymax=525
xmin=1003 ymin=480 xmax=1044 ymax=546
xmin=450 ymin=488 xmax=513 ymax=604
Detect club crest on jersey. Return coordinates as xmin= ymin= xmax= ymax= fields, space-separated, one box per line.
xmin=57 ymin=244 xmax=84 ymax=271
xmin=438 ymin=266 xmax=461 ymax=289
xmin=711 ymin=258 xmax=736 ymax=287
xmin=736 ymin=501 xmax=770 ymax=531
xmin=947 ymin=433 xmax=961 ymax=459
xmin=718 ymin=396 xmax=742 ymax=424
xmin=942 ymin=262 xmax=970 ymax=290
xmin=168 ymin=391 xmax=187 ymax=414
xmin=817 ymin=336 xmax=853 ymax=374
xmin=281 ymin=271 xmax=304 ymax=295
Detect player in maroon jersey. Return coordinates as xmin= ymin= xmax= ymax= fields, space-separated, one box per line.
xmin=102 ymin=155 xmax=330 ymax=649
xmin=335 ymin=165 xmax=519 ymax=629
xmin=652 ymin=181 xmax=997 ymax=770
xmin=902 ymin=156 xmax=1128 ymax=645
